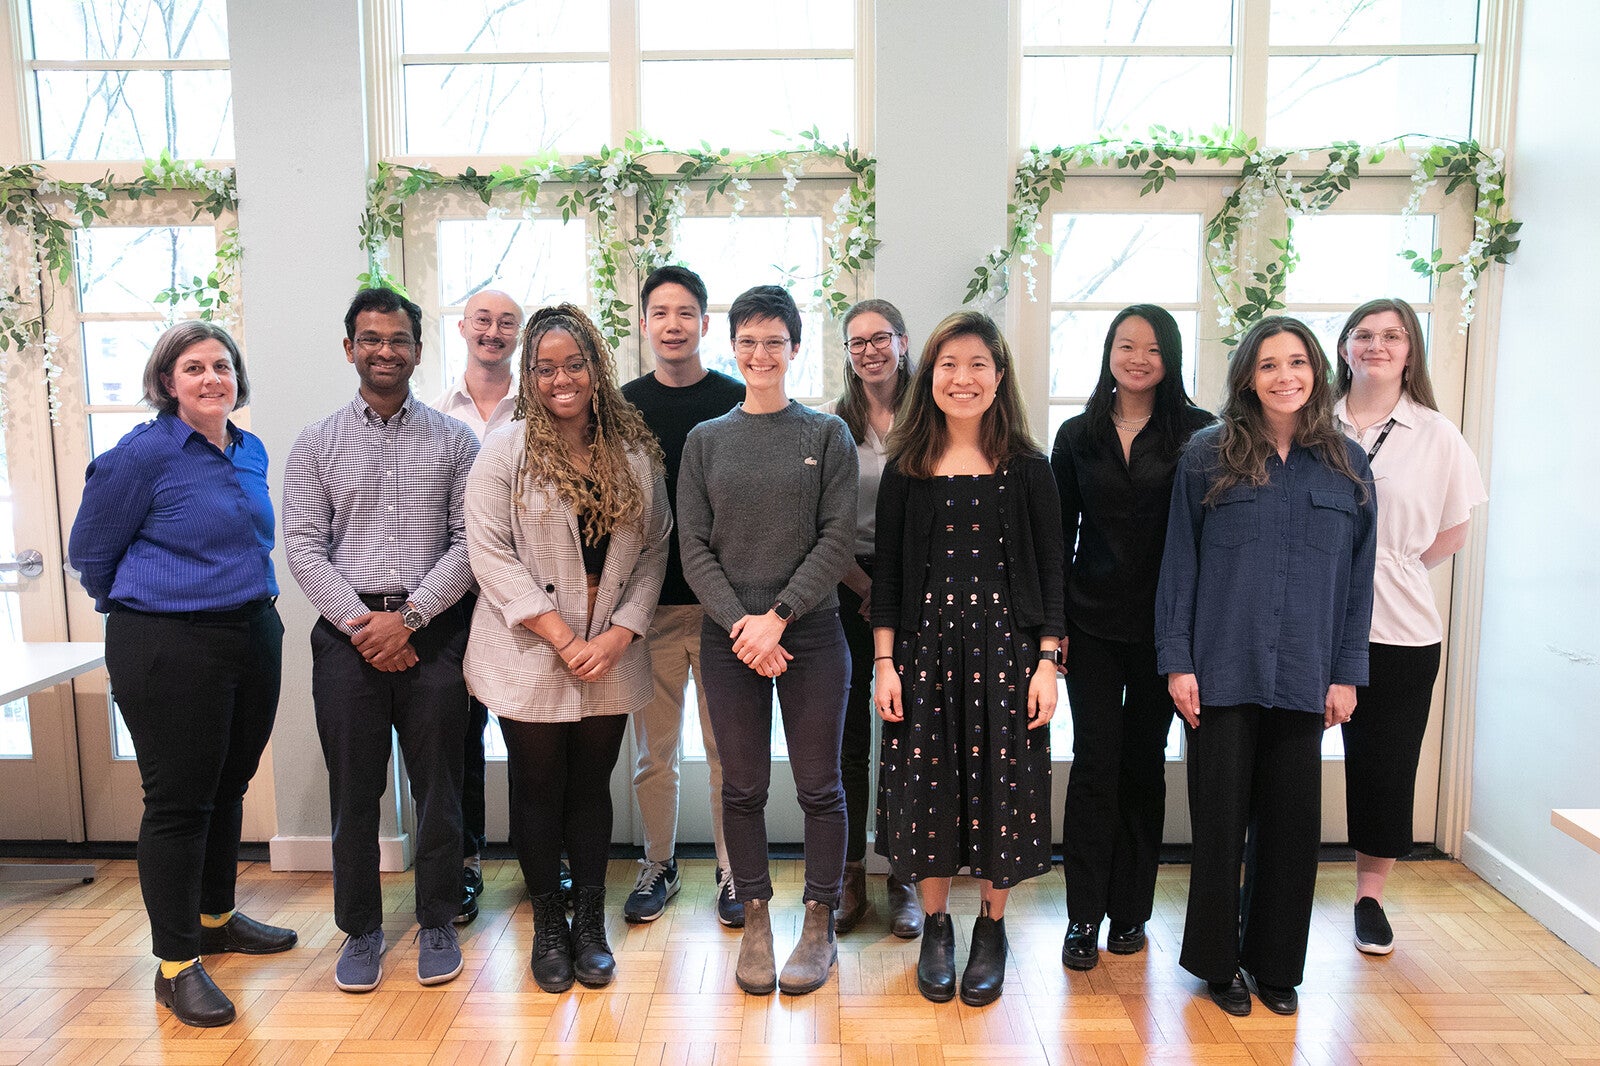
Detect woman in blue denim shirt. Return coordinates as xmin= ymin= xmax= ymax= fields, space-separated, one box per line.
xmin=1156 ymin=316 xmax=1376 ymax=1019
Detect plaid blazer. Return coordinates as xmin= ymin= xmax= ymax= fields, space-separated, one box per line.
xmin=463 ymin=426 xmax=670 ymax=722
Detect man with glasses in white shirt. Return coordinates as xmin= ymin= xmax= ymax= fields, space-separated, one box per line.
xmin=432 ymin=289 xmax=524 ymax=924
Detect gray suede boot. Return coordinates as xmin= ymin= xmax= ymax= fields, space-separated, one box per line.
xmin=735 ymin=898 xmax=776 ymax=995
xmin=778 ymin=900 xmax=837 ymax=995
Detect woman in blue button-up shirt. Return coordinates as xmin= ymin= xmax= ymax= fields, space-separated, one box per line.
xmin=1156 ymin=316 xmax=1376 ymax=1019
xmin=68 ymin=322 xmax=294 ymax=1029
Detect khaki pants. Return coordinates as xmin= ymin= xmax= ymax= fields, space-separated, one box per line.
xmin=631 ymin=603 xmax=729 ymax=869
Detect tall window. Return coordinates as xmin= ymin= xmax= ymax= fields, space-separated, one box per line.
xmin=21 ymin=0 xmax=232 ymax=160
xmin=1020 ymin=0 xmax=1482 ymax=147
xmin=388 ymin=0 xmax=860 ymax=156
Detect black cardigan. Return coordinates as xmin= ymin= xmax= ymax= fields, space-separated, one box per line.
xmin=870 ymin=452 xmax=1066 ymax=638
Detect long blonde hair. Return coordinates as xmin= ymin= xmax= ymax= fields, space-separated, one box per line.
xmin=514 ymin=304 xmax=663 ymax=544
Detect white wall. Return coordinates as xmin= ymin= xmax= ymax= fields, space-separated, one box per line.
xmin=228 ymin=0 xmax=410 ymax=870
xmin=1463 ymin=0 xmax=1600 ymax=963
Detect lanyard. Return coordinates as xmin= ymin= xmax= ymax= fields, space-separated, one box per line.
xmin=1366 ymin=418 xmax=1398 ymax=461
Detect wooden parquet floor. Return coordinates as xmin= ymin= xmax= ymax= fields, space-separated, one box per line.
xmin=2 ymin=856 xmax=1598 ymax=1064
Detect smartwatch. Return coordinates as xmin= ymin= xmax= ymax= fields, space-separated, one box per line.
xmin=1040 ymin=646 xmax=1064 ymax=667
xmin=771 ymin=599 xmax=795 ymax=622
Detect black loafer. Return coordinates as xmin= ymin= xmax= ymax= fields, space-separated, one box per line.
xmin=1206 ymin=973 xmax=1252 ymax=1017
xmin=198 ymin=912 xmax=298 ymax=956
xmin=1241 ymin=969 xmax=1298 ymax=1015
xmin=154 ymin=961 xmax=235 ymax=1027
xmin=1061 ymin=921 xmax=1099 ymax=971
xmin=1106 ymin=920 xmax=1146 ymax=955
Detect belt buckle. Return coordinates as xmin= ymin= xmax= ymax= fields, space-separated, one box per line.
xmin=381 ymin=593 xmax=407 ymax=612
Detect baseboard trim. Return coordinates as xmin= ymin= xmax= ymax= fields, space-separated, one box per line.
xmin=269 ymin=834 xmax=411 ymax=873
xmin=1461 ymin=829 xmax=1600 ymax=965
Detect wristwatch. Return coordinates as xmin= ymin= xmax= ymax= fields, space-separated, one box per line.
xmin=400 ymin=601 xmax=427 ymax=632
xmin=1040 ymin=646 xmax=1065 ymax=667
xmin=771 ymin=599 xmax=795 ymax=622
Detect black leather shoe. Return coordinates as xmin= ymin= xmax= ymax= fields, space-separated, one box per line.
xmin=1206 ymin=973 xmax=1252 ymax=1017
xmin=1106 ymin=920 xmax=1146 ymax=955
xmin=530 ymin=890 xmax=574 ymax=993
xmin=1241 ymin=969 xmax=1298 ymax=1015
xmin=915 ymin=912 xmax=955 ymax=1002
xmin=886 ymin=876 xmax=923 ymax=939
xmin=154 ymin=961 xmax=235 ymax=1027
xmin=571 ymin=886 xmax=616 ymax=988
xmin=959 ymin=915 xmax=1007 ymax=1006
xmin=1061 ymin=921 xmax=1100 ymax=971
xmin=456 ymin=866 xmax=482 ymax=925
xmin=198 ymin=912 xmax=298 ymax=956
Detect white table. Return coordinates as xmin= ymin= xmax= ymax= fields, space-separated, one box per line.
xmin=1552 ymin=809 xmax=1600 ymax=856
xmin=0 ymin=642 xmax=105 ymax=884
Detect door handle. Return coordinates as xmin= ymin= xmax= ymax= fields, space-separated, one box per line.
xmin=0 ymin=548 xmax=45 ymax=584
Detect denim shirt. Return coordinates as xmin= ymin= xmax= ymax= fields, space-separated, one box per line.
xmin=1155 ymin=425 xmax=1377 ymax=715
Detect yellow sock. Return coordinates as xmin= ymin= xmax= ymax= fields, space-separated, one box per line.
xmin=160 ymin=958 xmax=198 ymax=979
xmin=200 ymin=910 xmax=235 ymax=929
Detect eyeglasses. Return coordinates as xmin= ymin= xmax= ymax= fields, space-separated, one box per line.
xmin=733 ymin=336 xmax=792 ymax=355
xmin=468 ymin=313 xmax=521 ymax=334
xmin=846 ymin=330 xmax=900 ymax=355
xmin=1349 ymin=328 xmax=1409 ymax=349
xmin=532 ymin=358 xmax=590 ymax=381
xmin=355 ymin=334 xmax=417 ymax=355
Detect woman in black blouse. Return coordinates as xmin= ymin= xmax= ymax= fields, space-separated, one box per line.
xmin=1052 ymin=305 xmax=1213 ymax=971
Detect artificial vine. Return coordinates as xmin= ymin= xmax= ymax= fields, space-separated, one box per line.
xmin=1 ymin=152 xmax=239 ymax=422
xmin=360 ymin=130 xmax=877 ymax=345
xmin=967 ymin=129 xmax=1521 ymax=344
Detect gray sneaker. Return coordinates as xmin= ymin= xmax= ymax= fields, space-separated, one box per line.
xmin=417 ymin=924 xmax=463 ymax=985
xmin=334 ymin=929 xmax=385 ymax=992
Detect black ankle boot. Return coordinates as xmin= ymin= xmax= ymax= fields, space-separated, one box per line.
xmin=530 ymin=890 xmax=574 ymax=993
xmin=960 ymin=914 xmax=1007 ymax=1006
xmin=916 ymin=912 xmax=955 ymax=1002
xmin=571 ymin=886 xmax=616 ymax=987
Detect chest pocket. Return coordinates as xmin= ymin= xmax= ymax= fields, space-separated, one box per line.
xmin=1306 ymin=488 xmax=1357 ymax=555
xmin=1204 ymin=484 xmax=1260 ymax=549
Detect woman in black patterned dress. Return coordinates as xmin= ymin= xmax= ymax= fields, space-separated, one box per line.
xmin=872 ymin=311 xmax=1065 ymax=1006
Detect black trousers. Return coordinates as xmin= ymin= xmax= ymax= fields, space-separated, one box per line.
xmin=837 ymin=565 xmax=876 ymax=863
xmin=105 ymin=601 xmax=283 ymax=962
xmin=1180 ymin=703 xmax=1323 ymax=988
xmin=311 ymin=608 xmax=468 ymax=935
xmin=1059 ymin=627 xmax=1174 ymax=925
xmin=459 ymin=592 xmax=489 ymax=859
xmin=1342 ymin=642 xmax=1441 ymax=858
xmin=498 ymin=714 xmax=627 ymax=895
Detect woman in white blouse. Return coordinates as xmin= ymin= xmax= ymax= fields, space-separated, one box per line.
xmin=1333 ymin=298 xmax=1486 ymax=957
xmin=814 ymin=298 xmax=918 ymax=938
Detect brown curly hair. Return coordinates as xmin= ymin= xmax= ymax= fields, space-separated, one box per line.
xmin=514 ymin=304 xmax=664 ymax=544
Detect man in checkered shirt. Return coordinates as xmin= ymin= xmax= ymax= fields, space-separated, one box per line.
xmin=283 ymin=288 xmax=480 ymax=994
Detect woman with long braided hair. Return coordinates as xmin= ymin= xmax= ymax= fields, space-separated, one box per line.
xmin=464 ymin=303 xmax=670 ymax=993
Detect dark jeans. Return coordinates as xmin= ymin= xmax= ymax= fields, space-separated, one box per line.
xmin=1060 ymin=627 xmax=1174 ymax=925
xmin=499 ymin=714 xmax=627 ymax=895
xmin=837 ymin=566 xmax=875 ymax=862
xmin=106 ymin=601 xmax=283 ymax=962
xmin=1180 ymin=703 xmax=1323 ymax=988
xmin=1342 ymin=641 xmax=1441 ymax=858
xmin=311 ymin=608 xmax=468 ymax=934
xmin=700 ymin=608 xmax=849 ymax=908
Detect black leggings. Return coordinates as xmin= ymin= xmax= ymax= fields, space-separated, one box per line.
xmin=499 ymin=715 xmax=628 ymax=895
xmin=1342 ymin=642 xmax=1442 ymax=858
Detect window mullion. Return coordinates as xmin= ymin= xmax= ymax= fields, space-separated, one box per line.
xmin=1237 ymin=0 xmax=1269 ymax=140
xmin=610 ymin=0 xmax=639 ymax=146
xmin=365 ymin=0 xmax=403 ymax=158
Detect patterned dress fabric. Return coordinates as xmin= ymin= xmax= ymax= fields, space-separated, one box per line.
xmin=876 ymin=474 xmax=1053 ymax=887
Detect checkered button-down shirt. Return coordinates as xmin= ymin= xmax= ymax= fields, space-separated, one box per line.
xmin=283 ymin=392 xmax=480 ymax=632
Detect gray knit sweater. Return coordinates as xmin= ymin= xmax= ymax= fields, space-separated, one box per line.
xmin=677 ymin=401 xmax=859 ymax=631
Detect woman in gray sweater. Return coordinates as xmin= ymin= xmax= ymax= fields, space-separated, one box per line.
xmin=677 ymin=285 xmax=859 ymax=997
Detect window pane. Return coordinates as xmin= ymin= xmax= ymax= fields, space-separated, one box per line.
xmin=1023 ymin=0 xmax=1232 ymax=47
xmin=1022 ymin=56 xmax=1230 ymax=145
xmin=1050 ymin=213 xmax=1202 ymax=304
xmin=400 ymin=0 xmax=606 ymax=53
xmin=28 ymin=0 xmax=229 ymax=60
xmin=640 ymin=0 xmax=853 ymax=49
xmin=1267 ymin=55 xmax=1475 ymax=144
xmin=1282 ymin=214 xmax=1435 ymax=306
xmin=75 ymin=226 xmax=217 ymax=315
xmin=1050 ymin=309 xmax=1198 ymax=401
xmin=642 ymin=60 xmax=852 ymax=148
xmin=90 ymin=412 xmax=154 ymax=457
xmin=1270 ymin=0 xmax=1478 ymax=46
xmin=82 ymin=321 xmax=164 ymax=406
xmin=35 ymin=70 xmax=233 ymax=159
xmin=403 ymin=63 xmax=609 ymax=155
